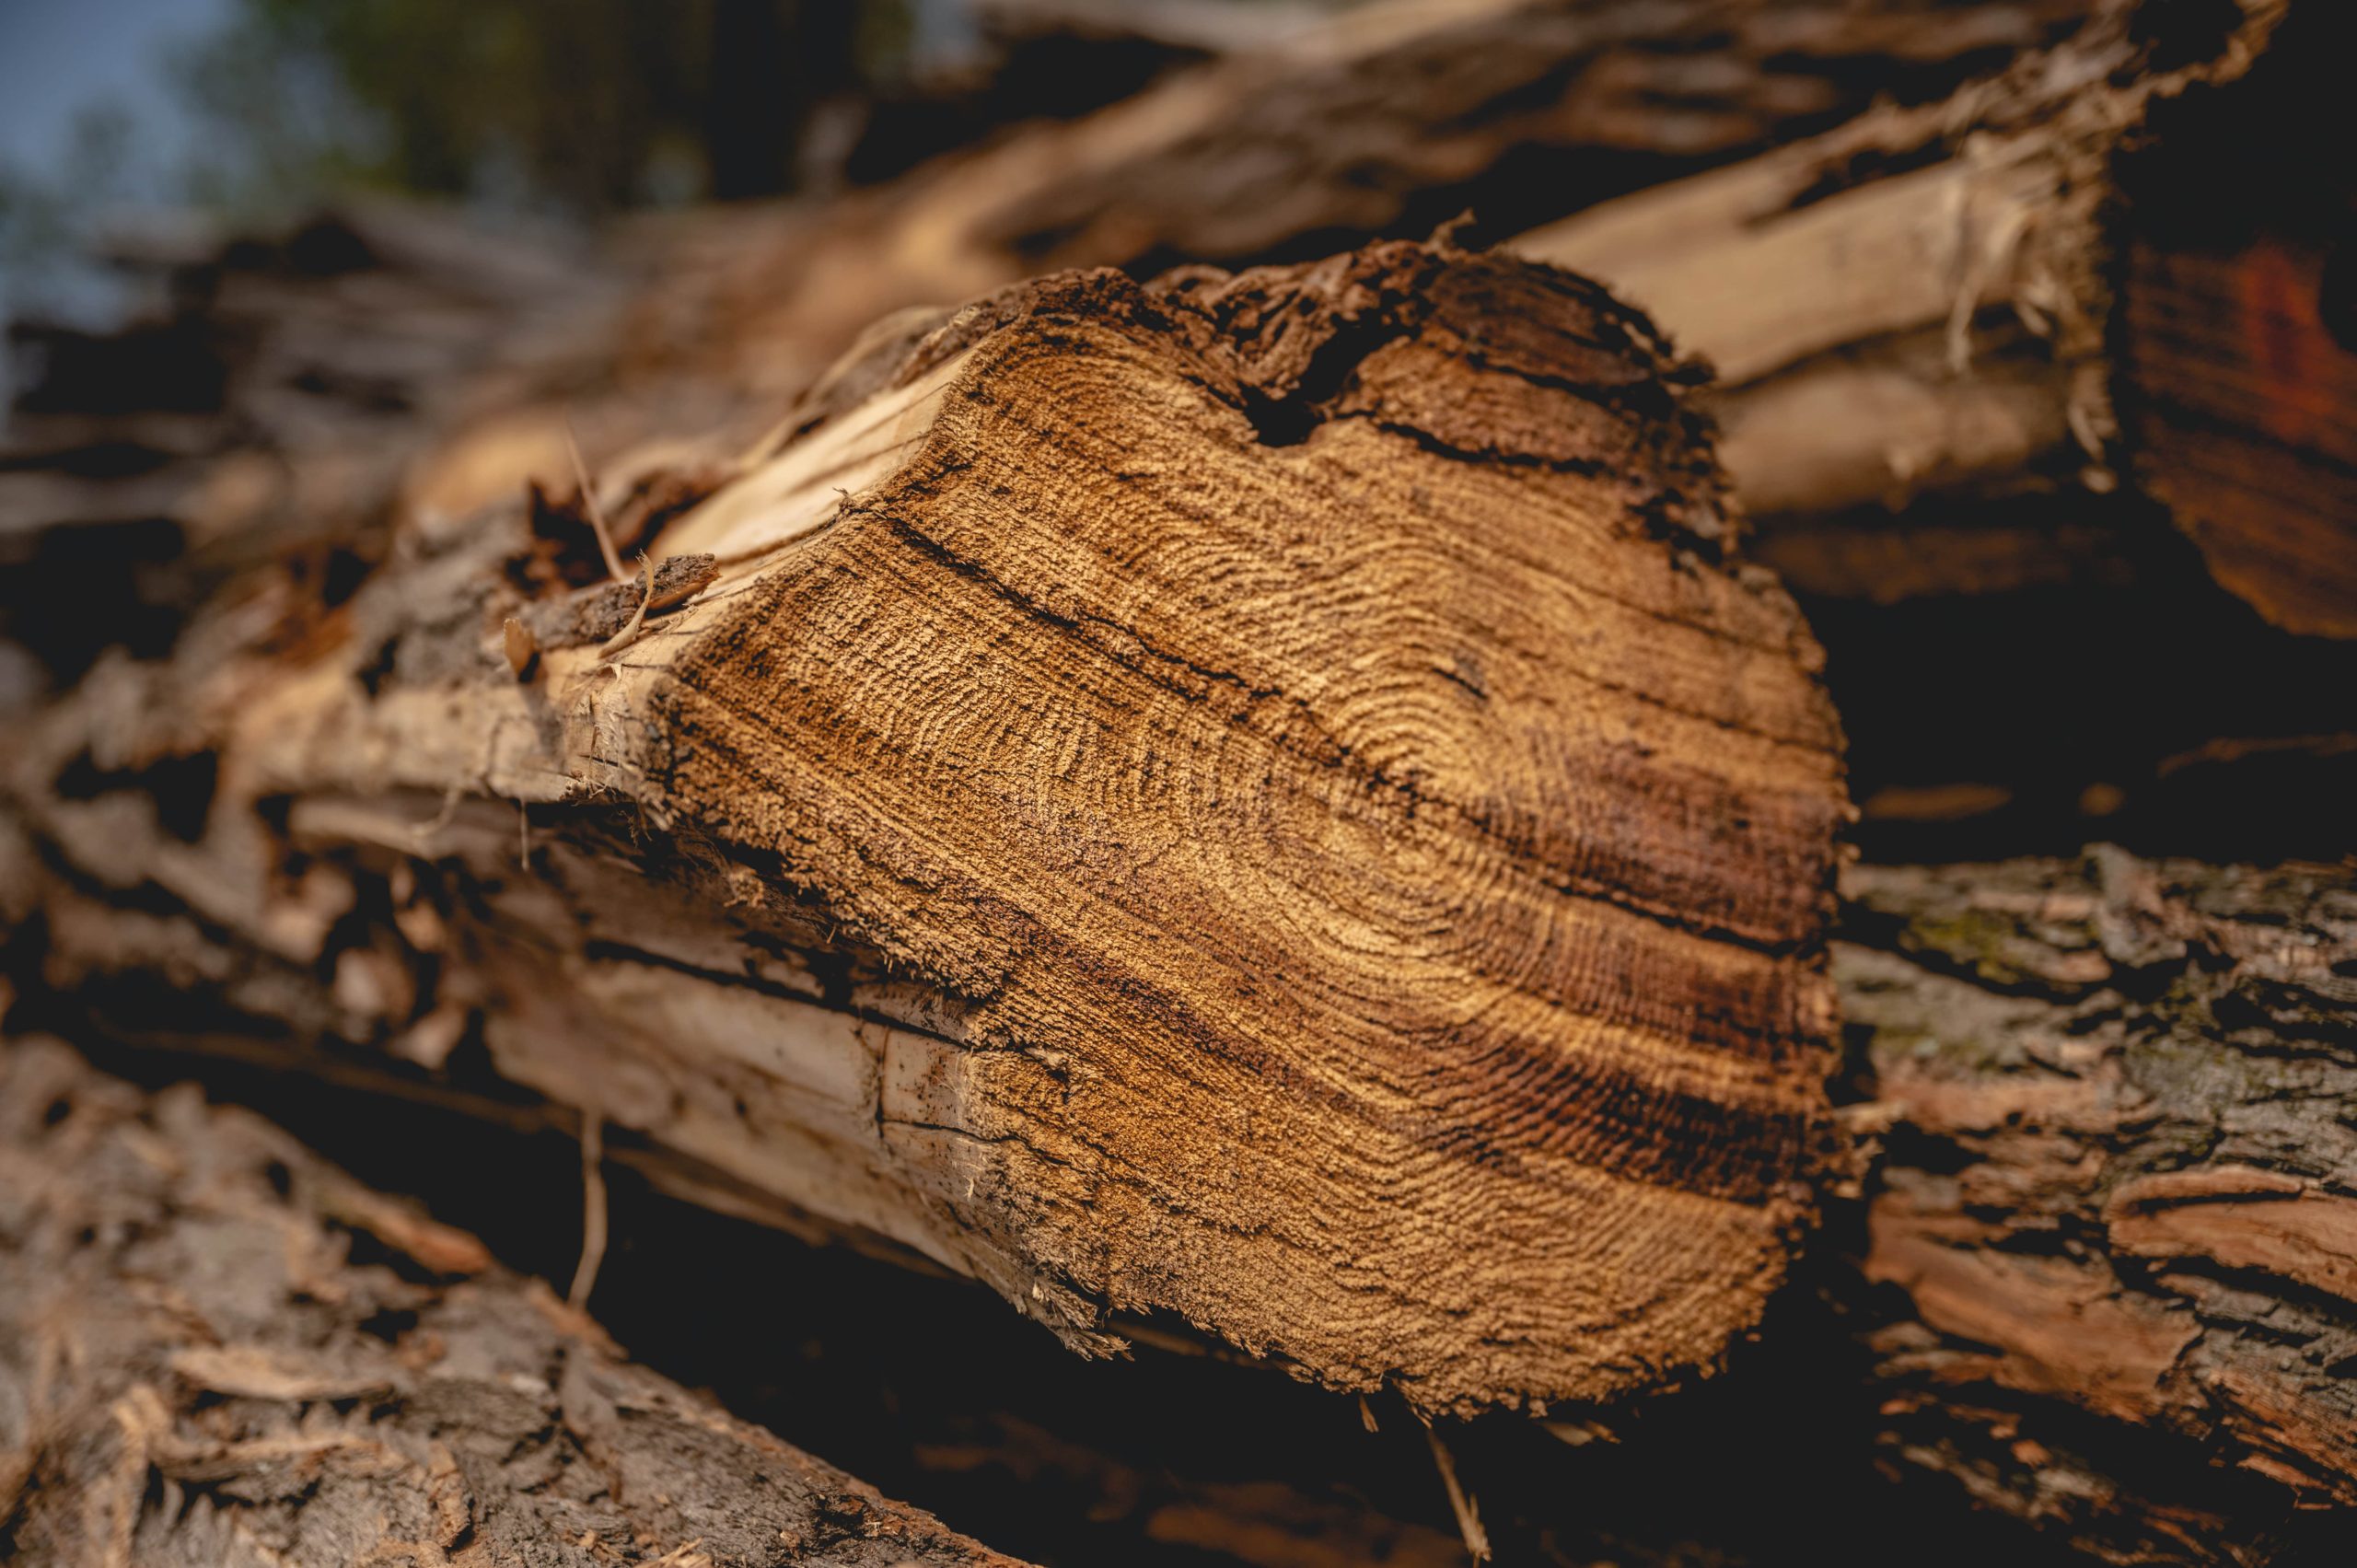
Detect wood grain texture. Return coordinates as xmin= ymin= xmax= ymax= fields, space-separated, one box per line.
xmin=2114 ymin=1 xmax=2357 ymax=639
xmin=4 ymin=240 xmax=1848 ymax=1414
xmin=0 ymin=1038 xmax=1031 ymax=1568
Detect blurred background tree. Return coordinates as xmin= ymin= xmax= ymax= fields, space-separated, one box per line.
xmin=0 ymin=0 xmax=1214 ymax=332
xmin=171 ymin=0 xmax=901 ymax=215
xmin=0 ymin=0 xmax=937 ymax=365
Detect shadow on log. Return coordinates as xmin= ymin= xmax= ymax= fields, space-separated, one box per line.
xmin=0 ymin=1037 xmax=1029 ymax=1567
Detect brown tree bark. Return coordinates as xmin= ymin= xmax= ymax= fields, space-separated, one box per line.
xmin=1844 ymin=848 xmax=2357 ymax=1562
xmin=1 ymin=238 xmax=1849 ymax=1418
xmin=0 ymin=1036 xmax=1030 ymax=1568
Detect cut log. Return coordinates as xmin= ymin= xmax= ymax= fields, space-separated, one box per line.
xmin=1 ymin=238 xmax=1850 ymax=1415
xmin=1844 ymin=848 xmax=2357 ymax=1562
xmin=0 ymin=1036 xmax=1028 ymax=1568
xmin=2112 ymin=2 xmax=2357 ymax=640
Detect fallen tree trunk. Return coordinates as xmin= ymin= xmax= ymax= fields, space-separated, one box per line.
xmin=1 ymin=238 xmax=1850 ymax=1417
xmin=1514 ymin=0 xmax=2357 ymax=642
xmin=1844 ymin=847 xmax=2357 ymax=1562
xmin=430 ymin=0 xmax=2109 ymax=522
xmin=25 ymin=849 xmax=2352 ymax=1565
xmin=0 ymin=1035 xmax=1028 ymax=1568
xmin=1512 ymin=0 xmax=2275 ymax=548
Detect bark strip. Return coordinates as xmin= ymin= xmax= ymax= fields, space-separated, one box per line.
xmin=1845 ymin=848 xmax=2357 ymax=1562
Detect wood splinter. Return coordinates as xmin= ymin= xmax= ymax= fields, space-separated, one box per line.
xmin=564 ymin=417 xmax=630 ymax=584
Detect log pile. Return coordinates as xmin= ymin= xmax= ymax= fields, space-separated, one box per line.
xmin=3 ymin=1 xmax=2353 ymax=1564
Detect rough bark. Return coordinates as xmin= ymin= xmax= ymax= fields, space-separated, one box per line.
xmin=0 ymin=1036 xmax=1028 ymax=1568
xmin=1844 ymin=847 xmax=2357 ymax=1562
xmin=1 ymin=239 xmax=1850 ymax=1416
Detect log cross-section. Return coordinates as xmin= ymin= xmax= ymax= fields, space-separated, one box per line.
xmin=6 ymin=239 xmax=1849 ymax=1414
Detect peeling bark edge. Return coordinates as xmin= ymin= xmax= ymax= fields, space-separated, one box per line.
xmin=1845 ymin=846 xmax=2357 ymax=1562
